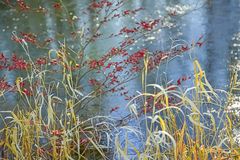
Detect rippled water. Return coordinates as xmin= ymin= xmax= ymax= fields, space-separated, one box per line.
xmin=0 ymin=0 xmax=239 ymax=118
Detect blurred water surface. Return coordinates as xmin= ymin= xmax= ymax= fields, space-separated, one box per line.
xmin=0 ymin=0 xmax=239 ymax=119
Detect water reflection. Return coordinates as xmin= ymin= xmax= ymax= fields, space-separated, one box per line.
xmin=204 ymin=0 xmax=240 ymax=89
xmin=0 ymin=0 xmax=238 ymax=116
xmin=1 ymin=1 xmax=240 ymax=158
xmin=44 ymin=1 xmax=58 ymax=50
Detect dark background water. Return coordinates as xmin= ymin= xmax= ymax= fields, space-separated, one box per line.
xmin=0 ymin=0 xmax=239 ymax=119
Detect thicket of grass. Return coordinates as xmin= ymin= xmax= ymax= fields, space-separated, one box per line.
xmin=114 ymin=60 xmax=240 ymax=160
xmin=0 ymin=47 xmax=239 ymax=160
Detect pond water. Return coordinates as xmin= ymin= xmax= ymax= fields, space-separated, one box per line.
xmin=0 ymin=0 xmax=239 ymax=123
xmin=0 ymin=0 xmax=240 ymax=158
